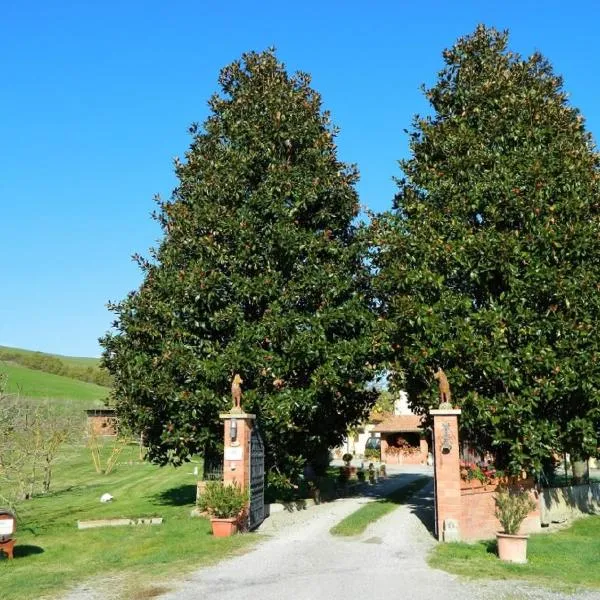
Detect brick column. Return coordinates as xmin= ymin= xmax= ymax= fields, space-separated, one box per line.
xmin=419 ymin=438 xmax=429 ymax=463
xmin=219 ymin=412 xmax=255 ymax=491
xmin=430 ymin=408 xmax=462 ymax=541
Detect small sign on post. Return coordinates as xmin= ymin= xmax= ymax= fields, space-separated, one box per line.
xmin=224 ymin=447 xmax=243 ymax=461
xmin=0 ymin=509 xmax=16 ymax=559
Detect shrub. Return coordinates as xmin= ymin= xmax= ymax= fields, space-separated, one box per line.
xmin=494 ymin=487 xmax=536 ymax=535
xmin=364 ymin=448 xmax=380 ymax=461
xmin=338 ymin=466 xmax=350 ymax=485
xmin=197 ymin=481 xmax=247 ymax=519
xmin=265 ymin=471 xmax=297 ymax=503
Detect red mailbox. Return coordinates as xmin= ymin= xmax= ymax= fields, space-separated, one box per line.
xmin=0 ymin=509 xmax=16 ymax=559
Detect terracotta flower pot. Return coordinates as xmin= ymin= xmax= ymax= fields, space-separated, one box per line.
xmin=211 ymin=517 xmax=237 ymax=537
xmin=496 ymin=532 xmax=529 ymax=563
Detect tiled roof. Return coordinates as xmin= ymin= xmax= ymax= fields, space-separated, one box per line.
xmin=371 ymin=414 xmax=425 ymax=433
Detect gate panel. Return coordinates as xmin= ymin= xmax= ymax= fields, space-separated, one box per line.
xmin=249 ymin=426 xmax=265 ymax=530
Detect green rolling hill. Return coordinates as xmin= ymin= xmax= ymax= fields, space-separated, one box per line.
xmin=1 ymin=362 xmax=109 ymax=404
xmin=0 ymin=346 xmax=110 ymax=415
xmin=0 ymin=345 xmax=100 ymax=368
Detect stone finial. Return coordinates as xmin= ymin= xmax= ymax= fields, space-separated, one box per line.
xmin=231 ymin=374 xmax=243 ymax=412
xmin=434 ymin=367 xmax=452 ymax=409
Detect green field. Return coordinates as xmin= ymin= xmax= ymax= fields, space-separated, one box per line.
xmin=0 ymin=345 xmax=100 ymax=368
xmin=0 ymin=443 xmax=256 ymax=599
xmin=0 ymin=362 xmax=108 ymax=406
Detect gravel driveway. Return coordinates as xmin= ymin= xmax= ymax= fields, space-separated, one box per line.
xmin=62 ymin=469 xmax=599 ymax=600
xmin=158 ymin=471 xmax=599 ymax=600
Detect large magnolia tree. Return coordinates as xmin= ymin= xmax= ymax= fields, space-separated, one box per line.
xmin=372 ymin=26 xmax=600 ymax=474
xmin=101 ymin=50 xmax=377 ymax=476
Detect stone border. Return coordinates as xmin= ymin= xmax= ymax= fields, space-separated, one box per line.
xmin=77 ymin=517 xmax=163 ymax=530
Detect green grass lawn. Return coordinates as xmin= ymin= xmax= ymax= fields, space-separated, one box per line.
xmin=330 ymin=476 xmax=430 ymax=536
xmin=1 ymin=362 xmax=109 ymax=406
xmin=429 ymin=517 xmax=600 ymax=592
xmin=0 ymin=442 xmax=257 ymax=599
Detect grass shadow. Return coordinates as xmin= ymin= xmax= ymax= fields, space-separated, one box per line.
xmin=13 ymin=544 xmax=44 ymax=558
xmin=152 ymin=484 xmax=197 ymax=507
xmin=483 ymin=539 xmax=497 ymax=555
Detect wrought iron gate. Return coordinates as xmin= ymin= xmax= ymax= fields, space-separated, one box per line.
xmin=249 ymin=426 xmax=265 ymax=530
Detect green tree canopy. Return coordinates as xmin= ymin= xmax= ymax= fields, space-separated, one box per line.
xmin=101 ymin=50 xmax=377 ymax=476
xmin=372 ymin=26 xmax=600 ymax=473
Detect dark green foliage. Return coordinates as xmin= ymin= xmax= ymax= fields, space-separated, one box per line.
xmin=372 ymin=26 xmax=600 ymax=473
xmin=101 ymin=50 xmax=377 ymax=475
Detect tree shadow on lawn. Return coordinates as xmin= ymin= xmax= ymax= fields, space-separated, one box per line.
xmin=152 ymin=484 xmax=197 ymax=507
xmin=12 ymin=545 xmax=44 ymax=558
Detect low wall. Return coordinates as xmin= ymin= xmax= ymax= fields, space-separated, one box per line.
xmin=460 ymin=483 xmax=540 ymax=541
xmin=540 ymin=483 xmax=600 ymax=525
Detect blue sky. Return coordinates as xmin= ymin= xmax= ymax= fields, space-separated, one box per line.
xmin=2 ymin=1 xmax=599 ymax=357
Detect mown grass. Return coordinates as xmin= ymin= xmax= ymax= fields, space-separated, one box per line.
xmin=429 ymin=516 xmax=600 ymax=592
xmin=0 ymin=443 xmax=257 ymax=599
xmin=330 ymin=476 xmax=430 ymax=536
xmin=0 ymin=362 xmax=108 ymax=405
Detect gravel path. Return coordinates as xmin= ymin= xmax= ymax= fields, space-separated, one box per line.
xmin=158 ymin=472 xmax=599 ymax=600
xmin=62 ymin=470 xmax=600 ymax=600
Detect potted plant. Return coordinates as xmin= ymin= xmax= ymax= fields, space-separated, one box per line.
xmin=197 ymin=481 xmax=248 ymax=537
xmin=494 ymin=486 xmax=536 ymax=563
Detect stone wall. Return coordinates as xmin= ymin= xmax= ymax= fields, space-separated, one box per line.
xmin=540 ymin=483 xmax=600 ymax=525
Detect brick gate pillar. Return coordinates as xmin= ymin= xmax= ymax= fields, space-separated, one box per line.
xmin=219 ymin=411 xmax=255 ymax=491
xmin=430 ymin=408 xmax=462 ymax=541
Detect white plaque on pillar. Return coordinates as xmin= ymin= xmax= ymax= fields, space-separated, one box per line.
xmin=224 ymin=447 xmax=243 ymax=461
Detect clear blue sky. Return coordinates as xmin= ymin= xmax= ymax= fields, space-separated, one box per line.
xmin=2 ymin=1 xmax=599 ymax=357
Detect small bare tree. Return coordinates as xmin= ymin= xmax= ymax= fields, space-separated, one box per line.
xmin=0 ymin=374 xmax=79 ymax=504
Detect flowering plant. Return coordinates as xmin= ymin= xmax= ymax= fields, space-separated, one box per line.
xmin=386 ymin=437 xmax=419 ymax=456
xmin=460 ymin=460 xmax=501 ymax=484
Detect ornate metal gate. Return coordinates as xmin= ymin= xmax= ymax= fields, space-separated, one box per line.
xmin=249 ymin=426 xmax=265 ymax=530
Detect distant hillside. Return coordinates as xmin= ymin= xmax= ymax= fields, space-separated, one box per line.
xmin=0 ymin=345 xmax=111 ymax=387
xmin=0 ymin=345 xmax=100 ymax=367
xmin=0 ymin=362 xmax=109 ymax=406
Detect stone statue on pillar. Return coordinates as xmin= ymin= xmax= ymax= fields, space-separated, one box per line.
xmin=434 ymin=368 xmax=452 ymax=409
xmin=231 ymin=374 xmax=243 ymax=412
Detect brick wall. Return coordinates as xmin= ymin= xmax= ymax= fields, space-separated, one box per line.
xmin=381 ymin=438 xmax=429 ymax=465
xmin=86 ymin=414 xmax=118 ymax=436
xmin=460 ymin=484 xmax=540 ymax=541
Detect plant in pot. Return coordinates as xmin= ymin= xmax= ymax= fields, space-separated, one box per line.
xmin=197 ymin=481 xmax=248 ymax=537
xmin=494 ymin=486 xmax=536 ymax=563
xmin=342 ymin=453 xmax=353 ymax=466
